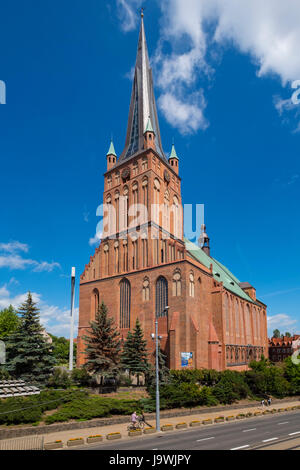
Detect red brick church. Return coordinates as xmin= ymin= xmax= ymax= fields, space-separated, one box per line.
xmin=77 ymin=15 xmax=268 ymax=371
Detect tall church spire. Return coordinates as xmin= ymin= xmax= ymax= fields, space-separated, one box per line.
xmin=119 ymin=14 xmax=166 ymax=163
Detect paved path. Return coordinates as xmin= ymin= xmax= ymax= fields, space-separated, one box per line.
xmin=74 ymin=410 xmax=300 ymax=451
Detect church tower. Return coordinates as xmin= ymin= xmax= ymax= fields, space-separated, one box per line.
xmin=77 ymin=14 xmax=268 ymax=371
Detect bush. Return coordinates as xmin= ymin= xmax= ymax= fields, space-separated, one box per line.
xmin=48 ymin=368 xmax=72 ymax=389
xmin=45 ymin=396 xmax=141 ymax=424
xmin=0 ymin=389 xmax=87 ymax=425
xmin=71 ymin=368 xmax=92 ymax=387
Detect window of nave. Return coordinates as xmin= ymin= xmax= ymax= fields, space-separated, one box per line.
xmin=235 ymin=299 xmax=240 ymax=337
xmin=120 ymin=278 xmax=131 ymax=329
xmin=224 ymin=294 xmax=229 ymax=335
xmin=172 ymin=270 xmax=181 ymax=297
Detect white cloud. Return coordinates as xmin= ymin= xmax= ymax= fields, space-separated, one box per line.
xmin=89 ymin=233 xmax=102 ymax=246
xmin=118 ymin=0 xmax=300 ymax=133
xmin=0 ymin=241 xmax=29 ymax=253
xmin=117 ymin=0 xmax=143 ymax=32
xmin=267 ymin=313 xmax=298 ymax=331
xmin=158 ymin=91 xmax=208 ymax=134
xmin=0 ymin=241 xmax=60 ymax=272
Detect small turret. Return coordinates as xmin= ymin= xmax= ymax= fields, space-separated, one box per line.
xmin=106 ymin=140 xmax=117 ymax=171
xmin=169 ymin=143 xmax=179 ymax=174
xmin=198 ymin=223 xmax=210 ymax=256
xmin=144 ymin=117 xmax=156 ymax=150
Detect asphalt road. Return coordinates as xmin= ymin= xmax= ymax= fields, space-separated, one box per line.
xmin=75 ymin=410 xmax=300 ymax=451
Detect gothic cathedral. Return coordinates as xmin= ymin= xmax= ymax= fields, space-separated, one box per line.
xmin=77 ymin=15 xmax=268 ymax=371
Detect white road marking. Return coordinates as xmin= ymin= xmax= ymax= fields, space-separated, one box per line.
xmin=243 ymin=428 xmax=256 ymax=432
xmin=289 ymin=431 xmax=300 ymax=436
xmin=231 ymin=445 xmax=250 ymax=450
xmin=196 ymin=437 xmax=215 ymax=442
xmin=277 ymin=422 xmax=289 ymax=425
xmin=262 ymin=438 xmax=278 ymax=442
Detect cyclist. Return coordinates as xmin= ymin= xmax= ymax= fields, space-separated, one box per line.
xmin=131 ymin=411 xmax=138 ymax=429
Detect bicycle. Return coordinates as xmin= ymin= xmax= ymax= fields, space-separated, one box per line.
xmin=127 ymin=416 xmax=146 ymax=431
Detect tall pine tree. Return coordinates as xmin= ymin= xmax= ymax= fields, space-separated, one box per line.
xmin=145 ymin=346 xmax=170 ymax=391
xmin=83 ymin=302 xmax=121 ymax=384
xmin=121 ymin=319 xmax=149 ymax=386
xmin=6 ymin=293 xmax=56 ymax=384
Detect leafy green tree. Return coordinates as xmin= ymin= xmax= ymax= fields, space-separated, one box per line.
xmin=83 ymin=302 xmax=121 ymax=384
xmin=284 ymin=356 xmax=300 ymax=394
xmin=0 ymin=305 xmax=20 ymax=339
xmin=5 ymin=293 xmax=56 ymax=385
xmin=285 ymin=332 xmax=292 ymax=338
xmin=121 ymin=319 xmax=149 ymax=386
xmin=273 ymin=329 xmax=281 ymax=338
xmin=49 ymin=334 xmax=77 ymax=365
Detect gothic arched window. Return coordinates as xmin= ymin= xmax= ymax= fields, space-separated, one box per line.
xmin=172 ymin=270 xmax=181 ymax=297
xmin=142 ymin=277 xmax=150 ymax=301
xmin=189 ymin=272 xmax=195 ymax=297
xmin=120 ymin=278 xmax=131 ymax=329
xmin=156 ymin=276 xmax=168 ymax=318
xmin=91 ymin=288 xmax=99 ymax=317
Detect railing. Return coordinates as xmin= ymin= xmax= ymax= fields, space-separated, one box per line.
xmin=0 ymin=435 xmax=44 ymax=450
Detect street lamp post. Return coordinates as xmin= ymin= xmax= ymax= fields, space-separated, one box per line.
xmin=69 ymin=267 xmax=76 ymax=372
xmin=154 ymin=306 xmax=169 ymax=432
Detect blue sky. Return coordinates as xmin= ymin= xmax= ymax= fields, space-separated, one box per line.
xmin=0 ymin=0 xmax=299 ymax=337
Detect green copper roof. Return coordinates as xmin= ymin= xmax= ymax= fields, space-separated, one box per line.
xmin=184 ymin=238 xmax=255 ymax=304
xmin=107 ymin=140 xmax=117 ymax=157
xmin=145 ymin=117 xmax=154 ymax=133
xmin=170 ymin=144 xmax=179 ymax=160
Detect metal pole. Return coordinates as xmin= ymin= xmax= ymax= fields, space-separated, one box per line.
xmin=155 ymin=315 xmax=160 ymax=431
xmin=69 ymin=267 xmax=76 ymax=371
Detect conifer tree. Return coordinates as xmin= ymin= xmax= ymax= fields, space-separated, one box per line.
xmin=5 ymin=293 xmax=56 ymax=384
xmin=121 ymin=318 xmax=149 ymax=386
xmin=83 ymin=302 xmax=121 ymax=384
xmin=145 ymin=346 xmax=170 ymax=391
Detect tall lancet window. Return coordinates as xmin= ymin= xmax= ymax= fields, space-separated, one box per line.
xmin=156 ymin=276 xmax=168 ymax=318
xmin=172 ymin=196 xmax=180 ymax=238
xmin=91 ymin=288 xmax=99 ymax=318
xmin=235 ymin=299 xmax=240 ymax=337
xmin=142 ymin=177 xmax=148 ymax=223
xmin=163 ymin=190 xmax=170 ymax=232
xmin=153 ymin=178 xmax=160 ymax=225
xmin=120 ymin=278 xmax=131 ymax=329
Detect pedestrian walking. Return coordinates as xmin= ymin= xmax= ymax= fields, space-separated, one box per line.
xmin=267 ymin=397 xmax=272 ymax=407
xmin=261 ymin=399 xmax=265 ymax=408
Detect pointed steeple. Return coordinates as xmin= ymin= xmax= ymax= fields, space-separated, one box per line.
xmin=119 ymin=14 xmax=166 ymax=163
xmin=170 ymin=144 xmax=179 ymax=160
xmin=107 ymin=139 xmax=117 ymax=157
xmin=144 ymin=116 xmax=154 ymax=134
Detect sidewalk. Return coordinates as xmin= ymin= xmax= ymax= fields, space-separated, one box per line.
xmin=41 ymin=399 xmax=299 ymax=447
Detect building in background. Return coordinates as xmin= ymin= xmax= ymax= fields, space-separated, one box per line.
xmin=269 ymin=334 xmax=300 ymax=362
xmin=77 ymin=14 xmax=268 ymax=371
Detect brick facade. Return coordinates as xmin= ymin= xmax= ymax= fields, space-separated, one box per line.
xmin=77 ymin=16 xmax=268 ymax=371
